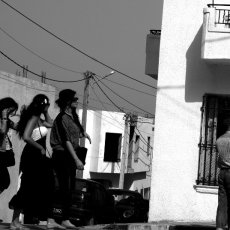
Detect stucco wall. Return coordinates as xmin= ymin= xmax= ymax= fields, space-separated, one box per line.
xmin=0 ymin=71 xmax=57 ymax=223
xmin=148 ymin=0 xmax=230 ymax=223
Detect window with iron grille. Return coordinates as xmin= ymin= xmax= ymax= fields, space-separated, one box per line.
xmin=197 ymin=94 xmax=230 ymax=186
xmin=134 ymin=135 xmax=140 ymax=162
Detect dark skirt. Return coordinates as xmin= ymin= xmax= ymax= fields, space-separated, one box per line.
xmin=0 ymin=166 xmax=10 ymax=193
xmin=9 ymin=138 xmax=54 ymax=220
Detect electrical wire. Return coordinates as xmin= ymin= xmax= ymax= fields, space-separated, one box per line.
xmin=0 ymin=73 xmax=126 ymax=130
xmin=96 ymin=75 xmax=157 ymax=97
xmin=0 ymin=0 xmax=156 ymax=90
xmin=0 ymin=25 xmax=156 ymax=115
xmin=92 ymin=75 xmax=124 ymax=113
xmin=89 ymin=83 xmax=124 ymax=128
xmin=78 ymin=101 xmax=125 ymax=130
xmin=94 ymin=75 xmax=154 ymax=117
xmin=0 ymin=49 xmax=86 ymax=83
xmin=37 ymin=81 xmax=155 ymax=117
xmin=1 ymin=20 xmax=156 ymax=95
xmin=0 ymin=71 xmax=56 ymax=92
xmin=0 ymin=26 xmax=83 ymax=75
xmin=136 ymin=127 xmax=153 ymax=148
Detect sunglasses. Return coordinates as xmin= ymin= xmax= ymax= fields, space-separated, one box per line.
xmin=72 ymin=97 xmax=79 ymax=102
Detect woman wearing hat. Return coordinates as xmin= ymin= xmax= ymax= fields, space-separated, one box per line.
xmin=50 ymin=89 xmax=91 ymax=228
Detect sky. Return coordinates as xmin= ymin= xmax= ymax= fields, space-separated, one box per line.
xmin=0 ymin=0 xmax=163 ymax=117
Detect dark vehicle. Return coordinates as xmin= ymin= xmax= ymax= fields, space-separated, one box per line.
xmin=107 ymin=189 xmax=149 ymax=223
xmin=52 ymin=178 xmax=116 ymax=226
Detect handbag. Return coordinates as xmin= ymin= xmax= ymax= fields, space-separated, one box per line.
xmin=76 ymin=146 xmax=88 ymax=165
xmin=0 ymin=134 xmax=15 ymax=167
xmin=0 ymin=149 xmax=15 ymax=167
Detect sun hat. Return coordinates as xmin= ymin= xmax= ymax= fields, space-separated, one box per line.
xmin=55 ymin=89 xmax=78 ymax=107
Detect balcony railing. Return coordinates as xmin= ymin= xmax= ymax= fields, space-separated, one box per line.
xmin=201 ymin=4 xmax=230 ymax=64
xmin=208 ymin=4 xmax=230 ymax=27
xmin=149 ymin=30 xmax=161 ymax=35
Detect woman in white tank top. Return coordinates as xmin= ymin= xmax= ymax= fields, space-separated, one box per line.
xmin=9 ymin=94 xmax=65 ymax=229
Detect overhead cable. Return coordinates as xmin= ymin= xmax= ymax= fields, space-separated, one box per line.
xmin=92 ymin=75 xmax=124 ymax=113
xmin=94 ymin=75 xmax=154 ymax=117
xmin=0 ymin=72 xmax=56 ymax=92
xmin=103 ymin=77 xmax=156 ymax=97
xmin=1 ymin=0 xmax=156 ymax=90
xmin=0 ymin=50 xmax=86 ymax=83
xmin=1 ymin=21 xmax=156 ymax=95
xmin=89 ymin=83 xmax=124 ymax=128
xmin=0 ymin=26 xmax=83 ymax=74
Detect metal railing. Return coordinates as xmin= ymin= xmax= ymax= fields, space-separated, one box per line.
xmin=207 ymin=4 xmax=230 ymax=26
xmin=197 ymin=95 xmax=219 ymax=186
xmin=150 ymin=30 xmax=161 ymax=35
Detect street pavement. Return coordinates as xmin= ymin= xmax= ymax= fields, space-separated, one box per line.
xmin=0 ymin=222 xmax=216 ymax=230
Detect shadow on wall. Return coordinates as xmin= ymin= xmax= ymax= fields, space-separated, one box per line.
xmin=185 ymin=26 xmax=216 ymax=103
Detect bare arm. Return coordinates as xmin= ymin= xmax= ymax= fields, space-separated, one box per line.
xmin=65 ymin=141 xmax=84 ymax=170
xmin=0 ymin=111 xmax=8 ymax=134
xmin=80 ymin=131 xmax=92 ymax=144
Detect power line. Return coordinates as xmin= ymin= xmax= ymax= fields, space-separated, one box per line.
xmin=0 ymin=26 xmax=83 ymax=75
xmin=0 ymin=72 xmax=56 ymax=92
xmin=78 ymin=102 xmax=124 ymax=130
xmin=0 ymin=49 xmax=86 ymax=83
xmin=1 ymin=0 xmax=156 ymax=90
xmin=136 ymin=127 xmax=153 ymax=147
xmin=92 ymin=75 xmax=124 ymax=113
xmin=56 ymin=84 xmax=150 ymax=116
xmin=41 ymin=79 xmax=155 ymax=117
xmin=94 ymin=75 xmax=154 ymax=117
xmin=89 ymin=83 xmax=125 ymax=128
xmin=103 ymin=77 xmax=157 ymax=97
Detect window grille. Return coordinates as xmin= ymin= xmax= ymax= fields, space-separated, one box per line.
xmin=197 ymin=94 xmax=230 ymax=186
xmin=134 ymin=135 xmax=140 ymax=162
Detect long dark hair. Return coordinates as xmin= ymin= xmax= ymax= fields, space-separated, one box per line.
xmin=17 ymin=94 xmax=50 ymax=138
xmin=56 ymin=89 xmax=84 ymax=134
xmin=0 ymin=97 xmax=18 ymax=118
xmin=60 ymin=106 xmax=84 ymax=134
xmin=72 ymin=109 xmax=84 ymax=134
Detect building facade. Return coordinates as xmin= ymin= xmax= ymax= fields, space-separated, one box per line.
xmin=148 ymin=0 xmax=230 ymax=223
xmin=82 ymin=110 xmax=154 ymax=197
xmin=0 ymin=71 xmax=154 ymax=222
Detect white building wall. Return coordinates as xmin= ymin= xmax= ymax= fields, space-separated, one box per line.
xmin=94 ymin=111 xmax=124 ymax=174
xmin=132 ymin=117 xmax=153 ymax=173
xmin=148 ymin=0 xmax=230 ymax=223
xmin=82 ymin=110 xmax=154 ymax=193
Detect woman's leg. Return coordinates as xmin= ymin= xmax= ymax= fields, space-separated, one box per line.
xmin=52 ymin=151 xmax=76 ymax=228
xmin=216 ymin=170 xmax=228 ymax=230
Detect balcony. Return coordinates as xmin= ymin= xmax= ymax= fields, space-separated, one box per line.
xmin=145 ymin=30 xmax=161 ymax=80
xmin=201 ymin=4 xmax=230 ymax=64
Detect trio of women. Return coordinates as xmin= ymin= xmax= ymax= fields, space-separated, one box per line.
xmin=0 ymin=89 xmax=91 ymax=229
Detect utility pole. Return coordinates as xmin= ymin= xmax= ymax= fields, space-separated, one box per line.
xmin=77 ymin=71 xmax=94 ymax=179
xmin=119 ymin=113 xmax=130 ymax=189
xmin=41 ymin=71 xmax=46 ymax=83
xmin=80 ymin=71 xmax=94 ymax=147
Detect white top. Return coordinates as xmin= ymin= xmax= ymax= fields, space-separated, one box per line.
xmin=31 ymin=126 xmax=48 ymax=141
